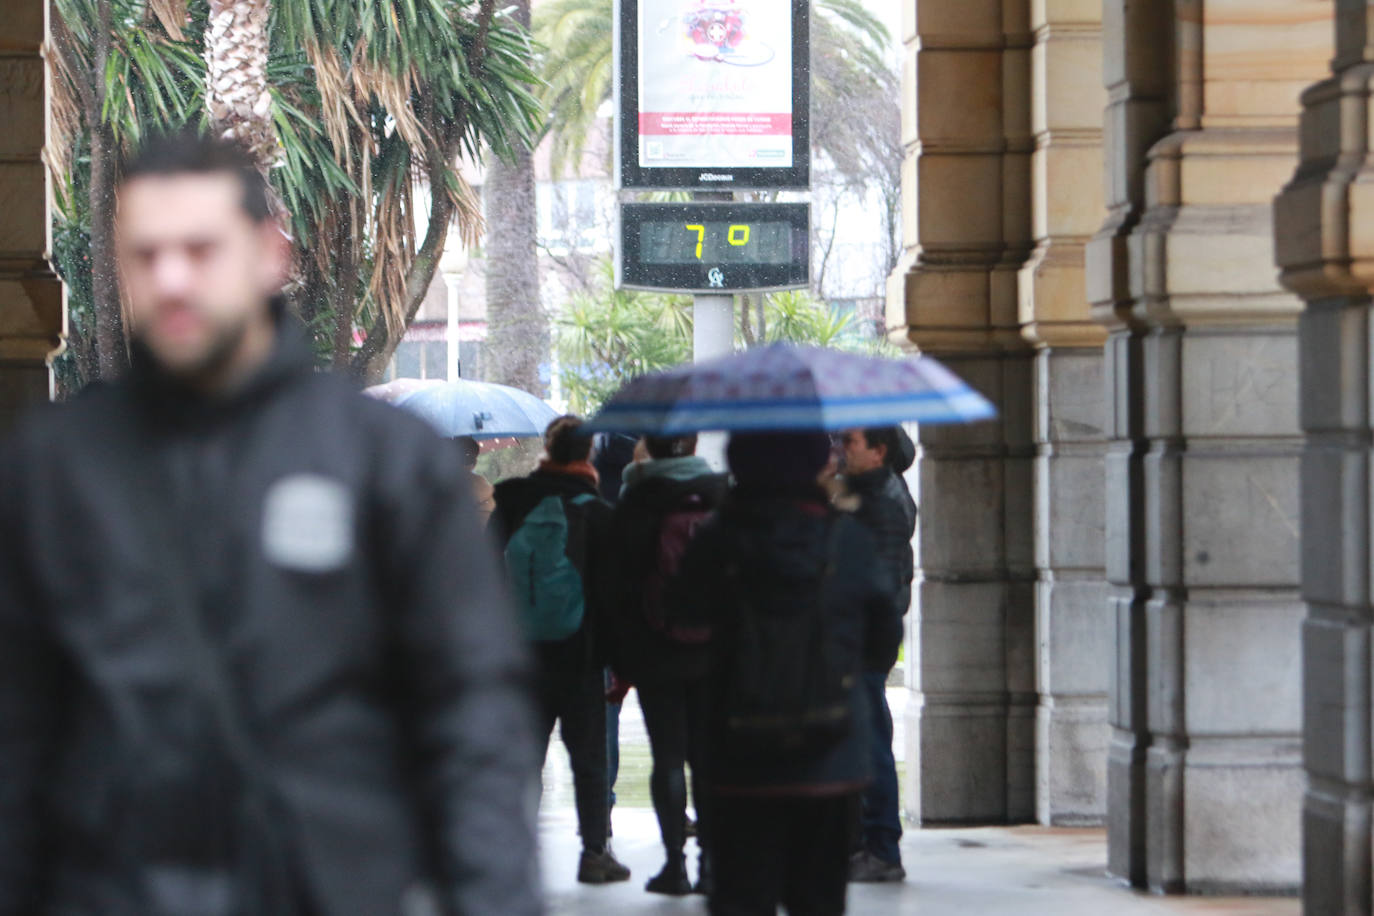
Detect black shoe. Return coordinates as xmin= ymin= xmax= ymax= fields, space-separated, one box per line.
xmin=848 ymin=850 xmax=905 ymax=883
xmin=645 ymin=860 xmax=693 ymax=896
xmin=692 ymin=854 xmax=714 ymax=896
xmin=578 ymin=848 xmax=631 ymax=884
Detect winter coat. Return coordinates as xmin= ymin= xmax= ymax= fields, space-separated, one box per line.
xmin=489 ymin=467 xmax=613 ymax=676
xmin=604 ymin=458 xmax=729 ymax=686
xmin=0 ymin=318 xmax=541 ymax=916
xmin=844 ymin=465 xmax=916 ymax=666
xmin=671 ymin=489 xmax=902 ymax=796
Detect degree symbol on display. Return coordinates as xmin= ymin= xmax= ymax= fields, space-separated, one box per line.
xmin=708 ymin=268 xmax=725 ymax=288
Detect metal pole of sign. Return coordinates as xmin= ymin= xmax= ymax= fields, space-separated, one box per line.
xmin=692 ymin=190 xmax=733 ymax=470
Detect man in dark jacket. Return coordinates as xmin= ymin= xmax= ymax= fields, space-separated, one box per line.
xmin=673 ymin=430 xmax=901 ymax=916
xmin=841 ymin=427 xmax=918 ymax=883
xmin=489 ymin=416 xmax=631 ymax=885
xmin=606 ymin=433 xmax=728 ymax=895
xmin=0 ymin=133 xmax=541 ymax=916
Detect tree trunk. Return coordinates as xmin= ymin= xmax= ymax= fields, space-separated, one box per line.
xmin=330 ymin=211 xmax=358 ymax=369
xmin=350 ymin=175 xmax=457 ymax=382
xmin=482 ymin=0 xmax=545 ymax=394
xmin=88 ymin=118 xmax=126 ymax=379
xmin=205 ymin=0 xmax=276 ymax=169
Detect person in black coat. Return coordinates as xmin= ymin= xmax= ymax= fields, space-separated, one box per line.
xmin=0 ymin=133 xmax=541 ymax=916
xmin=672 ymin=430 xmax=901 ymax=916
xmin=489 ymin=416 xmax=631 ymax=886
xmin=605 ymin=434 xmax=729 ymax=896
xmin=839 ymin=427 xmax=918 ymax=883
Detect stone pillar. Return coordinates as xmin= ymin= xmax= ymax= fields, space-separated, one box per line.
xmin=1275 ymin=2 xmax=1374 ymax=910
xmin=0 ymin=0 xmax=61 ymax=429
xmin=1091 ymin=0 xmax=1325 ymax=894
xmin=887 ymin=0 xmax=1036 ymax=824
xmin=1017 ymin=0 xmax=1109 ymax=827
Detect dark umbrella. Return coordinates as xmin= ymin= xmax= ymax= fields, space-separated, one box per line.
xmin=586 ymin=344 xmax=995 ymax=434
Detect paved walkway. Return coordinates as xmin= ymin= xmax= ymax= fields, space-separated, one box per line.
xmin=540 ymin=687 xmax=1297 ymax=914
xmin=540 ymin=809 xmax=1298 ymax=915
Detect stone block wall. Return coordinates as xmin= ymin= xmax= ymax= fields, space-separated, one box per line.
xmin=0 ymin=0 xmax=61 ymax=427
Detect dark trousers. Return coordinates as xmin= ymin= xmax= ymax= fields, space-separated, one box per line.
xmin=710 ymin=793 xmax=853 ymax=915
xmin=536 ymin=664 xmax=609 ymax=852
xmin=858 ymin=671 xmax=902 ymax=864
xmin=638 ymin=678 xmax=710 ymax=859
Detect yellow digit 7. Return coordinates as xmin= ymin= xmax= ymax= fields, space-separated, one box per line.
xmin=728 ymin=224 xmax=750 ymax=246
xmin=685 ymin=224 xmax=705 ymax=260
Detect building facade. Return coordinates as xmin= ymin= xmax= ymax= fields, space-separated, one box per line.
xmin=884 ymin=0 xmax=1364 ymax=908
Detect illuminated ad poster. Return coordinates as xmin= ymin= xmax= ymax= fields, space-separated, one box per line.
xmin=640 ymin=0 xmax=791 ymax=169
xmin=618 ymin=0 xmax=809 ymax=188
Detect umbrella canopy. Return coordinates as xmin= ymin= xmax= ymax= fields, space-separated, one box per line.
xmin=361 ymin=377 xmax=444 ymax=404
xmin=396 ymin=379 xmax=559 ymax=439
xmin=586 ymin=344 xmax=995 ymax=434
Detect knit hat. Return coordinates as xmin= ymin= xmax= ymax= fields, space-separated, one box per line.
xmin=727 ymin=430 xmax=832 ymax=489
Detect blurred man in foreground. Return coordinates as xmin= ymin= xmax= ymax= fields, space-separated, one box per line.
xmin=0 ymin=132 xmax=541 ymax=916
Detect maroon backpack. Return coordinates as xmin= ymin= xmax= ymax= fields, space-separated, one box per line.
xmin=642 ymin=493 xmax=714 ymax=644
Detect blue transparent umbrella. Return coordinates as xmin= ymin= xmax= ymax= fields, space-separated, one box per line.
xmin=396 ymin=379 xmax=559 ymax=439
xmin=585 ymin=344 xmax=995 ymax=434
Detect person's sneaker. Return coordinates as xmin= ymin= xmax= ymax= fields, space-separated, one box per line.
xmin=578 ymin=848 xmax=631 ymax=884
xmin=645 ymin=860 xmax=693 ymax=896
xmin=692 ymin=854 xmax=714 ymax=896
xmin=848 ymin=850 xmax=905 ymax=883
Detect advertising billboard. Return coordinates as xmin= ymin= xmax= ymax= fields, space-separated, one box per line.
xmin=616 ymin=0 xmax=810 ymax=190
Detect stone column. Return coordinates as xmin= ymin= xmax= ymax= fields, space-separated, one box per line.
xmin=887 ymin=0 xmax=1036 ymax=824
xmin=1017 ymin=0 xmax=1108 ymax=827
xmin=1091 ymin=0 xmax=1325 ymax=894
xmin=1275 ymin=2 xmax=1374 ymax=910
xmin=0 ymin=0 xmax=61 ymax=429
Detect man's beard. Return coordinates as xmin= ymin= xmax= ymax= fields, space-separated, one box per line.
xmin=142 ymin=312 xmax=252 ymax=384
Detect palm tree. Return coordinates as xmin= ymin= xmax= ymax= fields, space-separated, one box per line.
xmin=205 ymin=0 xmax=276 ymax=169
xmin=274 ymin=0 xmax=543 ymax=381
xmin=50 ymin=0 xmax=543 ymax=388
xmin=482 ymin=0 xmax=547 ymax=395
xmin=49 ymin=0 xmax=205 ymax=383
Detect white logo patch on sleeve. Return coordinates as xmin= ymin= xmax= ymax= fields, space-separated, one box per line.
xmin=261 ymin=474 xmax=355 ymax=572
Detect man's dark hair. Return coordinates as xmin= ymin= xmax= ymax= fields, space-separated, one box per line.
xmin=644 ymin=434 xmax=697 ymax=460
xmin=861 ymin=427 xmax=899 ymax=460
xmin=545 ymin=416 xmax=593 ymax=465
xmin=120 ymin=130 xmax=272 ymax=223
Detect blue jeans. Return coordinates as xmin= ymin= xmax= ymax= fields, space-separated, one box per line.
xmin=859 ymin=671 xmax=902 ymax=865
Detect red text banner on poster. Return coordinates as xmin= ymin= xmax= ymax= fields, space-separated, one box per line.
xmin=638 ymin=113 xmax=792 ymax=136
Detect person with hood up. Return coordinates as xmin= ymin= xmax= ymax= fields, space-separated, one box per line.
xmin=839 ymin=427 xmax=918 ymax=883
xmin=606 ymin=434 xmax=729 ymax=895
xmin=489 ymin=416 xmax=631 ymax=885
xmin=671 ymin=430 xmax=902 ymax=915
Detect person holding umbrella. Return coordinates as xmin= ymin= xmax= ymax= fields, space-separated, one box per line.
xmin=585 ymin=342 xmax=995 ymax=911
xmin=669 ymin=430 xmax=901 ymax=914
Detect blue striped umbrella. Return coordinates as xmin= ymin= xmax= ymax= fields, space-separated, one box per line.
xmin=396 ymin=379 xmax=559 ymax=439
xmin=585 ymin=343 xmax=995 ymax=434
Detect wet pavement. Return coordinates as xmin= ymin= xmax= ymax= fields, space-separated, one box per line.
xmin=539 ymin=688 xmax=1298 ymax=914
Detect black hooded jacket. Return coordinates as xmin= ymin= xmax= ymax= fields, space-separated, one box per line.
xmin=671 ymin=488 xmax=902 ymax=794
xmin=0 ymin=319 xmax=541 ymax=916
xmin=845 ymin=465 xmax=916 ymax=667
xmin=604 ymin=466 xmax=730 ymax=686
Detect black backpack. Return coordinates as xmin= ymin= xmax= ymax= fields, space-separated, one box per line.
xmin=718 ymin=524 xmax=856 ymax=757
